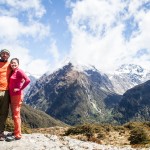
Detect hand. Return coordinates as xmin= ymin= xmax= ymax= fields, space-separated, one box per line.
xmin=14 ymin=88 xmax=20 ymax=92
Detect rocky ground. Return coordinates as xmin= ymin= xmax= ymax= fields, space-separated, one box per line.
xmin=0 ymin=132 xmax=149 ymax=150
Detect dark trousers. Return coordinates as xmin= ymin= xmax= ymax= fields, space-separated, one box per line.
xmin=0 ymin=91 xmax=10 ymax=133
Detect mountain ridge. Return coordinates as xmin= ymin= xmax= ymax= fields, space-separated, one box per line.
xmin=25 ymin=62 xmax=120 ymax=125
xmin=113 ymin=80 xmax=150 ymax=124
xmin=25 ymin=62 xmax=150 ymax=125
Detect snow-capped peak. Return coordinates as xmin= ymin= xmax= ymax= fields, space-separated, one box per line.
xmin=115 ymin=64 xmax=148 ymax=76
xmin=73 ymin=63 xmax=99 ymax=73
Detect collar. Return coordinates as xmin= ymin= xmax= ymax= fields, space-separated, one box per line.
xmin=0 ymin=59 xmax=8 ymax=62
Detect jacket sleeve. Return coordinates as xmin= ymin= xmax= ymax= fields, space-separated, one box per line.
xmin=18 ymin=69 xmax=30 ymax=90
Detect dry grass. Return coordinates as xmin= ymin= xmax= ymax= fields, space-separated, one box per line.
xmin=32 ymin=126 xmax=68 ymax=136
xmin=5 ymin=119 xmax=150 ymax=149
xmin=31 ymin=122 xmax=150 ymax=148
xmin=6 ymin=117 xmax=32 ymax=134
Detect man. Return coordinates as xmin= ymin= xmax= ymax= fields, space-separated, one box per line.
xmin=0 ymin=49 xmax=11 ymax=141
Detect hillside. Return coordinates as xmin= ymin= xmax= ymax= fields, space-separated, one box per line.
xmin=113 ymin=80 xmax=150 ymax=124
xmin=108 ymin=64 xmax=150 ymax=94
xmin=7 ymin=103 xmax=66 ymax=131
xmin=25 ymin=63 xmax=121 ymax=125
xmin=25 ymin=63 xmax=150 ymax=125
xmin=20 ymin=103 xmax=67 ymax=128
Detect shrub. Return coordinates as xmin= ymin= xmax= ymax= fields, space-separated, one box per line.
xmin=64 ymin=123 xmax=108 ymax=141
xmin=65 ymin=124 xmax=93 ymax=138
xmin=124 ymin=122 xmax=142 ymax=130
xmin=144 ymin=122 xmax=150 ymax=128
xmin=128 ymin=127 xmax=150 ymax=144
xmin=97 ymin=131 xmax=106 ymax=139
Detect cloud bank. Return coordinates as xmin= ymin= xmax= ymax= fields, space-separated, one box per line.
xmin=0 ymin=0 xmax=150 ymax=76
xmin=0 ymin=0 xmax=51 ymax=77
xmin=67 ymin=0 xmax=150 ymax=72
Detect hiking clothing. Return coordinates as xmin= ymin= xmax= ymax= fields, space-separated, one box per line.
xmin=0 ymin=61 xmax=11 ymax=90
xmin=5 ymin=135 xmax=21 ymax=142
xmin=10 ymin=95 xmax=23 ymax=139
xmin=0 ymin=132 xmax=5 ymax=141
xmin=9 ymin=68 xmax=30 ymax=139
xmin=9 ymin=68 xmax=30 ymax=96
xmin=0 ymin=90 xmax=10 ymax=132
xmin=7 ymin=132 xmax=14 ymax=136
xmin=0 ymin=61 xmax=11 ymax=133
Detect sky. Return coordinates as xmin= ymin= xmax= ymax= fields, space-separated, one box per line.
xmin=0 ymin=0 xmax=150 ymax=77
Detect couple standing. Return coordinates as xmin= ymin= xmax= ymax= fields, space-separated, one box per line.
xmin=0 ymin=49 xmax=30 ymax=142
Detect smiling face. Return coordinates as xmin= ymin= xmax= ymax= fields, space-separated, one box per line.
xmin=0 ymin=52 xmax=10 ymax=61
xmin=10 ymin=59 xmax=19 ymax=70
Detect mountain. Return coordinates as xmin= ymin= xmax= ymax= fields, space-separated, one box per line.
xmin=28 ymin=75 xmax=37 ymax=84
xmin=20 ymin=103 xmax=67 ymax=128
xmin=24 ymin=74 xmax=37 ymax=94
xmin=25 ymin=63 xmax=150 ymax=125
xmin=108 ymin=64 xmax=150 ymax=94
xmin=113 ymin=80 xmax=150 ymax=124
xmin=25 ymin=63 xmax=121 ymax=125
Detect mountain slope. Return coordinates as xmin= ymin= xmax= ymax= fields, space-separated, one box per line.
xmin=25 ymin=63 xmax=150 ymax=125
xmin=21 ymin=103 xmax=67 ymax=128
xmin=25 ymin=63 xmax=121 ymax=125
xmin=113 ymin=80 xmax=150 ymax=124
xmin=24 ymin=74 xmax=37 ymax=94
xmin=108 ymin=64 xmax=150 ymax=94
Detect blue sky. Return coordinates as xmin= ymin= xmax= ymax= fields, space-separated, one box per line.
xmin=0 ymin=0 xmax=150 ymax=77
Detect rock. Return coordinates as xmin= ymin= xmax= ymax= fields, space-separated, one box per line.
xmin=0 ymin=132 xmax=148 ymax=150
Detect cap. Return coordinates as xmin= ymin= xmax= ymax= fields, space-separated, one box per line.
xmin=0 ymin=49 xmax=10 ymax=55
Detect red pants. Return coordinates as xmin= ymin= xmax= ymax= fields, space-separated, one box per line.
xmin=10 ymin=95 xmax=23 ymax=138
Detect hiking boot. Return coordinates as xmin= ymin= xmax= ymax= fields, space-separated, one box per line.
xmin=0 ymin=132 xmax=5 ymax=141
xmin=5 ymin=136 xmax=21 ymax=142
xmin=7 ymin=132 xmax=14 ymax=136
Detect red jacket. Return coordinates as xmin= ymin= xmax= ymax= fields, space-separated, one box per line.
xmin=9 ymin=68 xmax=30 ymax=96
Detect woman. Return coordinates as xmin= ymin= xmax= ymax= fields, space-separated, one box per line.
xmin=6 ymin=58 xmax=30 ymax=142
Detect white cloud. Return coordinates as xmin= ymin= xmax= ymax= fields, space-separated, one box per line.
xmin=0 ymin=0 xmax=52 ymax=77
xmin=0 ymin=16 xmax=21 ymax=41
xmin=0 ymin=15 xmax=50 ymax=77
xmin=1 ymin=0 xmax=150 ymax=76
xmin=0 ymin=43 xmax=31 ymax=69
xmin=67 ymin=0 xmax=150 ymax=72
xmin=25 ymin=59 xmax=51 ymax=78
xmin=0 ymin=16 xmax=50 ymax=41
xmin=0 ymin=42 xmax=30 ymax=58
xmin=47 ymin=40 xmax=60 ymax=62
xmin=0 ymin=0 xmax=45 ymax=18
xmin=0 ymin=43 xmax=51 ymax=77
xmin=0 ymin=0 xmax=50 ymax=42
